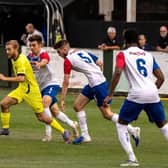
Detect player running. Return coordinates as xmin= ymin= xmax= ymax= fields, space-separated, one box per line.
xmin=0 ymin=40 xmax=71 ymax=143
xmin=27 ymin=35 xmax=79 ymax=142
xmin=54 ymin=39 xmax=140 ymax=145
xmin=104 ymin=30 xmax=168 ymax=166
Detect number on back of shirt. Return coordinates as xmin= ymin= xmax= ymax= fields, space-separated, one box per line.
xmin=136 ymin=58 xmax=147 ymax=77
xmin=77 ymin=53 xmax=92 ymax=63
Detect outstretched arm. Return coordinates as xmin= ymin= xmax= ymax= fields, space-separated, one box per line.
xmin=0 ymin=74 xmax=25 ymax=82
xmin=61 ymin=74 xmax=70 ymax=111
xmin=60 ymin=58 xmax=72 ymax=111
xmin=153 ymin=68 xmax=164 ymax=89
xmin=103 ymin=67 xmax=122 ymax=106
xmin=103 ymin=51 xmax=125 ymax=106
xmin=35 ymin=59 xmax=48 ymax=69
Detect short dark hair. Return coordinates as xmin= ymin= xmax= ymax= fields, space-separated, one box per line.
xmin=124 ymin=30 xmax=138 ymax=44
xmin=29 ymin=35 xmax=42 ymax=43
xmin=54 ymin=39 xmax=69 ymax=49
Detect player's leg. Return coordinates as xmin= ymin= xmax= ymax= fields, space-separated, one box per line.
xmin=94 ymin=82 xmax=141 ymax=146
xmin=73 ymin=85 xmax=93 ymax=143
xmin=145 ymin=102 xmax=168 ymax=141
xmin=0 ymin=96 xmax=18 ymax=135
xmin=24 ymin=91 xmax=71 ymax=143
xmin=116 ymin=100 xmax=142 ymax=166
xmin=0 ymin=88 xmax=23 ymax=135
xmin=35 ymin=112 xmax=70 ymax=143
xmin=41 ymin=95 xmax=53 ymax=142
xmin=50 ymin=101 xmax=79 ymax=138
xmin=41 ymin=85 xmax=68 ymax=142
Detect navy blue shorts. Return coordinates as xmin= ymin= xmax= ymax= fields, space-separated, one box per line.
xmin=81 ymin=82 xmax=111 ymax=107
xmin=119 ymin=99 xmax=166 ymax=124
xmin=41 ymin=85 xmax=60 ymax=106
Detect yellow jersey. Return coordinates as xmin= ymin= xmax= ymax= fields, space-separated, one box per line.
xmin=11 ymin=53 xmax=39 ymax=91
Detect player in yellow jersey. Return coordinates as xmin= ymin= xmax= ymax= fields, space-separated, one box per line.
xmin=0 ymin=40 xmax=71 ymax=143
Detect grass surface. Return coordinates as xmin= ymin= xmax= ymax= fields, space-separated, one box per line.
xmin=0 ymin=88 xmax=167 ymax=168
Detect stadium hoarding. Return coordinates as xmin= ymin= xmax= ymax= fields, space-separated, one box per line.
xmin=22 ymin=46 xmax=168 ymax=95
xmin=21 ymin=46 xmax=103 ymax=89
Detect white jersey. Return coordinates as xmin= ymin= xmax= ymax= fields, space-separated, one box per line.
xmin=64 ymin=49 xmax=106 ymax=87
xmin=27 ymin=49 xmax=60 ymax=91
xmin=117 ymin=47 xmax=160 ymax=103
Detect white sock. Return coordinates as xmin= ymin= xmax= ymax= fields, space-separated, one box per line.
xmin=127 ymin=124 xmax=136 ymax=136
xmin=116 ymin=123 xmax=137 ymax=161
xmin=111 ymin=113 xmax=136 ymax=136
xmin=56 ymin=111 xmax=75 ymax=128
xmin=111 ymin=113 xmax=119 ymax=123
xmin=76 ymin=111 xmax=89 ymax=137
xmin=160 ymin=123 xmax=168 ymax=141
xmin=44 ymin=107 xmax=52 ymax=136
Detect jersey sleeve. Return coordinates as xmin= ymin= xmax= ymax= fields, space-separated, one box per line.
xmin=16 ymin=59 xmax=26 ymax=75
xmin=153 ymin=57 xmax=160 ymax=71
xmin=87 ymin=52 xmax=98 ymax=63
xmin=116 ymin=52 xmax=125 ymax=68
xmin=40 ymin=52 xmax=50 ymax=62
xmin=64 ymin=58 xmax=72 ymax=74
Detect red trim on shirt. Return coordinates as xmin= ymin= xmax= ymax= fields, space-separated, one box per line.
xmin=116 ymin=52 xmax=125 ymax=69
xmin=40 ymin=52 xmax=50 ymax=62
xmin=64 ymin=58 xmax=72 ymax=74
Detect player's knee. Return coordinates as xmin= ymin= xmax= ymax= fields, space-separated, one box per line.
xmin=0 ymin=99 xmax=9 ymax=110
xmin=73 ymin=103 xmax=81 ymax=112
xmin=42 ymin=96 xmax=51 ymax=108
xmin=50 ymin=105 xmax=59 ymax=116
xmin=37 ymin=115 xmax=43 ymax=122
xmin=36 ymin=113 xmax=45 ymax=122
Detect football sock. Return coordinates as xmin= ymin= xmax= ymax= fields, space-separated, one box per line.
xmin=50 ymin=119 xmax=64 ymax=134
xmin=127 ymin=124 xmax=136 ymax=135
xmin=44 ymin=108 xmax=52 ymax=136
xmin=111 ymin=113 xmax=136 ymax=136
xmin=76 ymin=111 xmax=88 ymax=137
xmin=111 ymin=113 xmax=119 ymax=123
xmin=160 ymin=123 xmax=168 ymax=141
xmin=1 ymin=112 xmax=10 ymax=129
xmin=56 ymin=111 xmax=75 ymax=128
xmin=116 ymin=123 xmax=137 ymax=161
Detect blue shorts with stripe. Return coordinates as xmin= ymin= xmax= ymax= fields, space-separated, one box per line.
xmin=41 ymin=85 xmax=60 ymax=107
xmin=81 ymin=81 xmax=111 ymax=107
xmin=119 ymin=99 xmax=166 ymax=124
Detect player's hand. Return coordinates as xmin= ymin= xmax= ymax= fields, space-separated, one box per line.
xmin=103 ymin=95 xmax=112 ymax=107
xmin=0 ymin=74 xmax=6 ymax=80
xmin=60 ymin=100 xmax=65 ymax=112
xmin=35 ymin=62 xmax=41 ymax=70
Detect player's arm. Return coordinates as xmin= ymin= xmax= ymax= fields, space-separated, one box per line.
xmin=35 ymin=59 xmax=48 ymax=69
xmin=61 ymin=74 xmax=70 ymax=101
xmin=152 ymin=58 xmax=165 ymax=89
xmin=60 ymin=58 xmax=72 ymax=111
xmin=104 ymin=52 xmax=125 ymax=106
xmin=0 ymin=74 xmax=25 ymax=82
xmin=96 ymin=60 xmax=103 ymax=71
xmin=88 ymin=52 xmax=103 ymax=70
xmin=35 ymin=52 xmax=50 ymax=69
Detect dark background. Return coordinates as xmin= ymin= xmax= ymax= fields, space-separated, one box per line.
xmin=0 ymin=0 xmax=168 ymax=48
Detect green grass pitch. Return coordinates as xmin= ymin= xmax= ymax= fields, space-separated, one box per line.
xmin=0 ymin=88 xmax=167 ymax=168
